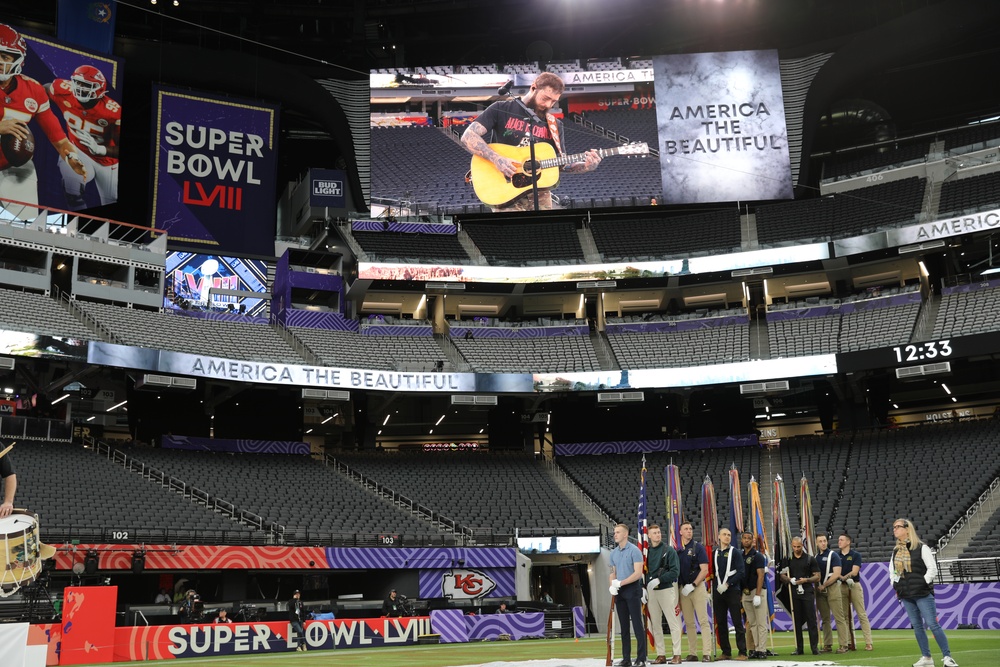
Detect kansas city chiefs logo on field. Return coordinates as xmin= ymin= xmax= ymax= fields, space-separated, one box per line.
xmin=441 ymin=568 xmax=497 ymax=599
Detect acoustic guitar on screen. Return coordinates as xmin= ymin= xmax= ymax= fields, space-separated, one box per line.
xmin=470 ymin=141 xmax=649 ymax=206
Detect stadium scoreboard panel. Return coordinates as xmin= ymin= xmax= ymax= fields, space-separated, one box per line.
xmin=836 ymin=331 xmax=1000 ymax=373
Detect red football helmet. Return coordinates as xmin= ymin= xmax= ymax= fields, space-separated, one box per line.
xmin=0 ymin=24 xmax=26 ymax=83
xmin=70 ymin=65 xmax=107 ymax=103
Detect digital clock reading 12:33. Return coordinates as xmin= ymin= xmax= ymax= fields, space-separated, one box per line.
xmin=892 ymin=339 xmax=953 ymax=364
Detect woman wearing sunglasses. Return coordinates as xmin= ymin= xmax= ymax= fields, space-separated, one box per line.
xmin=889 ymin=519 xmax=958 ymax=667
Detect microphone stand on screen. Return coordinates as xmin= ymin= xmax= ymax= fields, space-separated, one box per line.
xmin=498 ymin=80 xmax=542 ymax=213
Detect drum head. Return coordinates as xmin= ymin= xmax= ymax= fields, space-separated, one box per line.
xmin=0 ymin=513 xmax=43 ymax=589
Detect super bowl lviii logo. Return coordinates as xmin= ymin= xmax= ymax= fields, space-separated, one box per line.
xmin=441 ymin=568 xmax=497 ymax=599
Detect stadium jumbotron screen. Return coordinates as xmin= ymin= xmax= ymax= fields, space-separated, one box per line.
xmin=369 ymin=50 xmax=792 ymax=215
xmin=164 ymin=252 xmax=268 ymax=316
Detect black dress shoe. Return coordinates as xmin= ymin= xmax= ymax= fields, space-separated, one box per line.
xmin=790 ymin=650 xmax=804 ymax=655
xmin=615 ymin=660 xmax=632 ymax=667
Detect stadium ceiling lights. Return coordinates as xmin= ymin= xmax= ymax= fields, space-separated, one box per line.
xmin=106 ymin=400 xmax=128 ymax=411
xmin=51 ymin=394 xmax=71 ymax=405
xmin=899 ymin=239 xmax=945 ymax=254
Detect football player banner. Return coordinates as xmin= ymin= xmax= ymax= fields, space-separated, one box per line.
xmin=150 ymin=86 xmax=279 ymax=256
xmin=0 ymin=25 xmax=122 ymax=214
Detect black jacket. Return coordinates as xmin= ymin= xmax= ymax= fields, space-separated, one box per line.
xmin=382 ymin=595 xmax=403 ymax=617
xmin=288 ymin=597 xmax=306 ymax=622
xmin=893 ymin=543 xmax=934 ymax=600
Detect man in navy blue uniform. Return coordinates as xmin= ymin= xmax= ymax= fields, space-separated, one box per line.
xmin=838 ymin=532 xmax=873 ymax=651
xmin=609 ymin=522 xmax=647 ymax=667
xmin=676 ymin=522 xmax=712 ymax=661
xmin=816 ymin=534 xmax=850 ymax=653
xmin=740 ymin=531 xmax=769 ymax=659
xmin=712 ymin=528 xmax=747 ymax=660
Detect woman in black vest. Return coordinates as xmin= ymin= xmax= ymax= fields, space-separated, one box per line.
xmin=890 ymin=519 xmax=958 ymax=667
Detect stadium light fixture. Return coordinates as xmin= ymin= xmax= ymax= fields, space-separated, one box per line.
xmin=951 ymin=397 xmax=958 ymax=403
xmin=106 ymin=399 xmax=128 ymax=411
xmin=2 ymin=387 xmax=12 ymax=393
xmin=771 ymin=413 xmax=787 ymax=417
xmin=382 ymin=414 xmax=390 ymax=426
xmin=51 ymin=394 xmax=71 ymax=405
xmin=321 ymin=416 xmax=333 ymax=424
xmin=893 ymin=403 xmax=899 ymax=409
xmin=435 ymin=414 xmax=445 ymax=426
xmin=941 ymin=383 xmax=951 ymax=395
xmin=479 ymin=428 xmax=484 ymax=434
xmin=754 ymin=414 xmax=768 ymax=419
xmin=86 ymin=416 xmax=95 ymax=422
xmin=305 ymin=429 xmax=313 ymax=434
xmin=980 ymin=267 xmax=1000 ymax=276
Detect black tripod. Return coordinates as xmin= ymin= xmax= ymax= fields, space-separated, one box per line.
xmin=21 ymin=576 xmax=58 ymax=622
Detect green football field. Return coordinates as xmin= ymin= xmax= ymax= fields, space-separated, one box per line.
xmin=68 ymin=629 xmax=1000 ymax=666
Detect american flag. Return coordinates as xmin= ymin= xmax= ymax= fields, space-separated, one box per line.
xmin=638 ymin=455 xmax=650 ymax=560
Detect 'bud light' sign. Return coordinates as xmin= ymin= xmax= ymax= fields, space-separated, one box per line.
xmin=310 ymin=168 xmax=347 ymax=209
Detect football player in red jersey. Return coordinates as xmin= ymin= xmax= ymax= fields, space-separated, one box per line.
xmin=46 ymin=64 xmax=120 ymax=209
xmin=0 ymin=24 xmax=87 ymax=212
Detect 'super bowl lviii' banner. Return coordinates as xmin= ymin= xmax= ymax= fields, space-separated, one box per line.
xmin=653 ymin=49 xmax=793 ymax=204
xmin=114 ymin=617 xmax=431 ymax=660
xmin=1 ymin=27 xmax=123 ymax=214
xmin=150 ymin=86 xmax=278 ymax=256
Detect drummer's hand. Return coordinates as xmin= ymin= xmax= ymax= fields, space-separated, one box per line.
xmin=0 ymin=502 xmax=12 ymax=517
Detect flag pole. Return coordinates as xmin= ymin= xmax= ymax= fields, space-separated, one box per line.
xmin=702 ymin=475 xmax=719 ymax=661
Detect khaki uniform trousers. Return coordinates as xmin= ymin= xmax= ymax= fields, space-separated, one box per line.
xmin=817 ymin=581 xmax=851 ymax=649
xmin=679 ymin=583 xmax=713 ymax=657
xmin=741 ymin=590 xmax=769 ymax=653
xmin=647 ymin=583 xmax=683 ymax=659
xmin=840 ymin=580 xmax=873 ymax=645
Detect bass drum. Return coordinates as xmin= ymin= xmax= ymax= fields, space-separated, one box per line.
xmin=0 ymin=509 xmax=58 ymax=597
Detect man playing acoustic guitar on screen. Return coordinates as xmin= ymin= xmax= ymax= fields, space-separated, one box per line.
xmin=461 ymin=72 xmax=603 ymax=212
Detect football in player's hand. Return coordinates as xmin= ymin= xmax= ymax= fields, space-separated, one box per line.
xmin=1 ymin=127 xmax=35 ymax=168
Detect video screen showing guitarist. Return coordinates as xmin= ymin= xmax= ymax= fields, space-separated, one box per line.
xmin=461 ymin=72 xmax=602 ymax=212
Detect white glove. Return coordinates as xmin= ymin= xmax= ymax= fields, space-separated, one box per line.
xmin=846 ymin=578 xmax=855 ymax=587
xmin=646 ymin=578 xmax=660 ymax=591
xmin=789 ymin=577 xmax=798 ymax=585
xmin=641 ymin=589 xmax=648 ymax=605
xmin=717 ymin=583 xmax=728 ymax=594
xmin=681 ymin=584 xmax=695 ymax=597
xmin=75 ymin=131 xmax=106 ymax=157
xmin=609 ymin=579 xmax=621 ymax=596
xmin=753 ymin=595 xmax=762 ymax=608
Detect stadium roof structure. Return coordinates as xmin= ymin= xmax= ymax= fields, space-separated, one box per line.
xmin=5 ymin=0 xmax=1000 ymax=223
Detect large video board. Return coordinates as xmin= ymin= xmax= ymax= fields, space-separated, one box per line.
xmin=165 ymin=252 xmax=269 ymax=316
xmin=369 ymin=50 xmax=792 ymax=214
